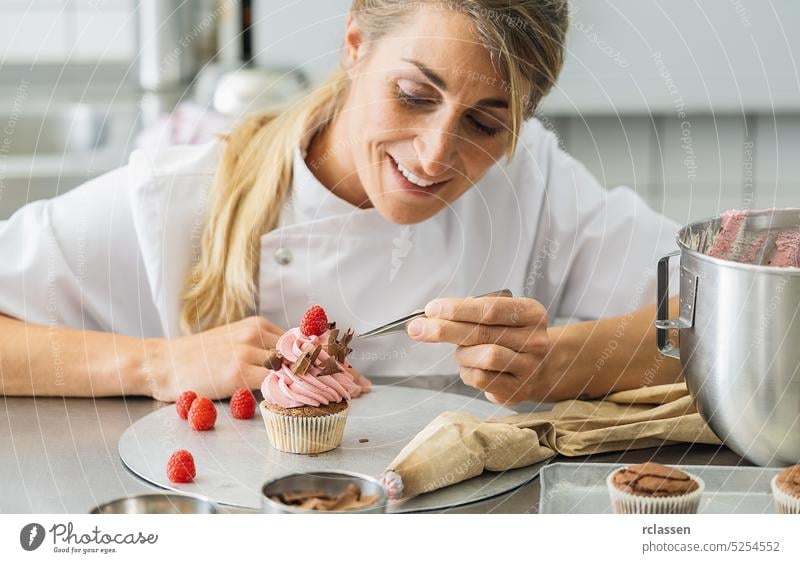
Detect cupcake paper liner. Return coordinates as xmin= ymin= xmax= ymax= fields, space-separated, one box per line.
xmin=259 ymin=401 xmax=349 ymax=454
xmin=606 ymin=470 xmax=705 ymax=514
xmin=771 ymin=474 xmax=800 ymax=514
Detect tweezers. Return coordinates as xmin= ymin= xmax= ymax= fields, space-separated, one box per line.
xmin=356 ymin=289 xmax=513 ymax=339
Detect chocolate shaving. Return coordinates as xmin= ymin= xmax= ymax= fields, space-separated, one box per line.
xmin=336 ymin=328 xmax=354 ymax=362
xmin=292 ymin=351 xmax=312 ymax=376
xmin=320 ymin=356 xmax=340 ymax=375
xmin=327 ymin=321 xmax=336 ymax=330
xmin=326 ymin=328 xmax=340 ymax=356
xmin=292 ymin=344 xmax=322 ymax=376
xmin=308 ymin=344 xmax=322 ymax=364
xmin=271 ymin=483 xmax=378 ymax=511
xmin=263 ymin=350 xmax=283 ymax=370
xmin=358 ymin=438 xmax=369 ymax=443
xmin=279 ymin=490 xmax=326 ymax=502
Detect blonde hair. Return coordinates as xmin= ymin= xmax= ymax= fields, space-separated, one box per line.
xmin=180 ymin=0 xmax=568 ymax=334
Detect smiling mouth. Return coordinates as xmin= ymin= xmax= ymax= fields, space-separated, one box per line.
xmin=388 ymin=155 xmax=449 ymax=194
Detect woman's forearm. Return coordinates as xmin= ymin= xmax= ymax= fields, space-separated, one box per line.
xmin=0 ymin=314 xmax=159 ymax=397
xmin=540 ymin=297 xmax=683 ymax=402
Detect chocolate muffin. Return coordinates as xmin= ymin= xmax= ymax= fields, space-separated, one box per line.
xmin=263 ymin=400 xmax=349 ymax=418
xmin=606 ymin=462 xmax=704 ymax=514
xmin=771 ymin=465 xmax=800 ymax=514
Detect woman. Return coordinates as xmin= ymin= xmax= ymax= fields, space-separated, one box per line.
xmin=0 ymin=0 xmax=681 ymax=404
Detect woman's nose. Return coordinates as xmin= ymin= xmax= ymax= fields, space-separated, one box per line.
xmin=413 ymin=115 xmax=459 ymax=178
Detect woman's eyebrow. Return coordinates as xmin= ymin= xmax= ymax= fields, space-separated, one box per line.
xmin=401 ymin=58 xmax=509 ymax=109
xmin=402 ymin=57 xmax=448 ymax=89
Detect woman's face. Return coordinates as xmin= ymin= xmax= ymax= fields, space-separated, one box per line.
xmin=332 ymin=6 xmax=515 ymax=224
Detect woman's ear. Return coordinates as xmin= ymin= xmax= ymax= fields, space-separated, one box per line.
xmin=343 ymin=14 xmax=366 ymax=78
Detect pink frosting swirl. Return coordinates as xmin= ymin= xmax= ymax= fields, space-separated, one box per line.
xmin=261 ymin=327 xmax=371 ymax=408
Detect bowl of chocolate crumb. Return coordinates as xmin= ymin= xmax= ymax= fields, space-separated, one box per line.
xmin=261 ymin=470 xmax=387 ymax=514
xmin=606 ymin=462 xmax=705 ymax=514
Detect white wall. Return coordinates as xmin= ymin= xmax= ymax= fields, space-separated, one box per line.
xmin=542 ymin=0 xmax=800 ymax=114
xmin=0 ymin=0 xmax=136 ymax=64
xmin=252 ymin=0 xmax=350 ymax=83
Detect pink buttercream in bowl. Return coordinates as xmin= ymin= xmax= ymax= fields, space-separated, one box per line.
xmin=261 ymin=327 xmax=370 ymax=408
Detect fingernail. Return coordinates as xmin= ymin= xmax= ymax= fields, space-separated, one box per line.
xmin=425 ymin=300 xmax=442 ymax=317
xmin=407 ymin=318 xmax=424 ymax=338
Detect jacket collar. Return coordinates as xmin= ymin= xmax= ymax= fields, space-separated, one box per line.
xmin=279 ymin=117 xmax=387 ymax=229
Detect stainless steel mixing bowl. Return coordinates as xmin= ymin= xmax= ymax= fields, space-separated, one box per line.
xmin=656 ymin=208 xmax=800 ymax=467
xmin=90 ymin=493 xmax=217 ymax=514
xmin=261 ymin=470 xmax=388 ymax=513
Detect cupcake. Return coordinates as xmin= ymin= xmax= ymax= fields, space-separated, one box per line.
xmin=771 ymin=465 xmax=800 ymax=514
xmin=259 ymin=305 xmax=371 ymax=454
xmin=606 ymin=462 xmax=705 ymax=514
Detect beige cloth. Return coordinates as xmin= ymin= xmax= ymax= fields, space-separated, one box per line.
xmin=383 ymin=383 xmax=721 ymax=499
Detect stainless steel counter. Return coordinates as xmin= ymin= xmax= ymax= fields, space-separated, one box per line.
xmin=0 ymin=377 xmax=749 ymax=514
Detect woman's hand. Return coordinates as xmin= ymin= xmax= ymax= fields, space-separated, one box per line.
xmin=145 ymin=316 xmax=286 ymax=402
xmin=406 ymin=296 xmax=550 ymax=405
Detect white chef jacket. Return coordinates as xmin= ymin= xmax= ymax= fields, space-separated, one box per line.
xmin=0 ymin=118 xmax=680 ymax=377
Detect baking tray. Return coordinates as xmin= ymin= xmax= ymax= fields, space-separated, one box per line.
xmin=119 ymin=385 xmax=548 ymax=513
xmin=539 ymin=462 xmax=781 ymax=514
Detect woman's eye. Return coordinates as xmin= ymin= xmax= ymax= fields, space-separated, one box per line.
xmin=395 ymin=85 xmax=435 ymax=106
xmin=468 ymin=114 xmax=501 ymax=137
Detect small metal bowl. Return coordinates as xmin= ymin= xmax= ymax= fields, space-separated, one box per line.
xmin=261 ymin=470 xmax=388 ymax=514
xmin=90 ymin=493 xmax=218 ymax=514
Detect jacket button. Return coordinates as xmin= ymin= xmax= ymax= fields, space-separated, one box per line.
xmin=273 ymin=247 xmax=292 ymax=265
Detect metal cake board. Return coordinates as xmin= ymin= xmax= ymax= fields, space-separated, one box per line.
xmin=119 ymin=385 xmax=548 ymax=513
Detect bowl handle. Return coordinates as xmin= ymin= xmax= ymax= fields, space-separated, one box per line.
xmin=655 ymin=250 xmax=697 ymax=359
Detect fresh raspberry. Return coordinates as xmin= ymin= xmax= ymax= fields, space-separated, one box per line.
xmin=188 ymin=397 xmax=217 ymax=431
xmin=230 ymin=388 xmax=257 ymax=419
xmin=300 ymin=305 xmax=328 ymax=336
xmin=166 ymin=450 xmax=196 ymax=483
xmin=176 ymin=390 xmax=197 ymax=420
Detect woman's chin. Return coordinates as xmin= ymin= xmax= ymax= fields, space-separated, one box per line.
xmin=370 ymin=171 xmax=452 ymax=224
xmin=372 ymin=191 xmax=445 ymax=224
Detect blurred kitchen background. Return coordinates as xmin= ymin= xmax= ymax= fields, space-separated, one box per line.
xmin=0 ymin=0 xmax=797 ymax=220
